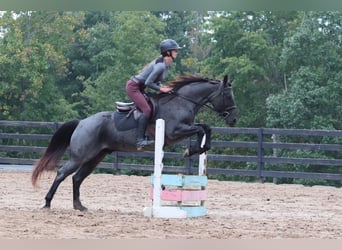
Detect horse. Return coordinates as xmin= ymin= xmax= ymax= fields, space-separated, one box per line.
xmin=31 ymin=74 xmax=237 ymax=211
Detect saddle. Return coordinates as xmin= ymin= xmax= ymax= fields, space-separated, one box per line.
xmin=113 ymin=99 xmax=157 ymax=132
xmin=115 ymin=95 xmax=158 ymax=121
xmin=115 ymin=101 xmax=141 ymax=120
xmin=115 ymin=101 xmax=135 ymax=112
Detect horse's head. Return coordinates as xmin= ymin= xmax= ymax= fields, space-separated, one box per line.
xmin=209 ymin=75 xmax=237 ymax=127
xmin=164 ymin=74 xmax=237 ymax=126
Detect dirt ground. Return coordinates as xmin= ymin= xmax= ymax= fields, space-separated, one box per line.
xmin=0 ymin=170 xmax=342 ymax=239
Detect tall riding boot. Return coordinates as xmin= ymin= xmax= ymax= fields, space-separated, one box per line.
xmin=136 ymin=114 xmax=154 ymax=150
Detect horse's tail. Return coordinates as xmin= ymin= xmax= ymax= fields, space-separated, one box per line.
xmin=32 ymin=120 xmax=79 ymax=187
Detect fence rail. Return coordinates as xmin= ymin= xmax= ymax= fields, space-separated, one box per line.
xmin=1 ymin=120 xmax=342 ymax=182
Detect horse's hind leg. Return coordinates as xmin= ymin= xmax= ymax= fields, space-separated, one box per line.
xmin=44 ymin=159 xmax=80 ymax=209
xmin=72 ymin=151 xmax=107 ymax=211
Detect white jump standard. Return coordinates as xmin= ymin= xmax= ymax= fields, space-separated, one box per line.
xmin=143 ymin=119 xmax=208 ymax=218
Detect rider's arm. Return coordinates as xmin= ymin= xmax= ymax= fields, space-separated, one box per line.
xmin=144 ymin=63 xmax=166 ymax=91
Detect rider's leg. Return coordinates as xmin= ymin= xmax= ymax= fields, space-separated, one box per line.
xmin=126 ymin=80 xmax=154 ymax=150
xmin=136 ymin=113 xmax=154 ymax=150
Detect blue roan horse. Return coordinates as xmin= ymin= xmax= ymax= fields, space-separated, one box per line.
xmin=32 ymin=75 xmax=237 ymax=211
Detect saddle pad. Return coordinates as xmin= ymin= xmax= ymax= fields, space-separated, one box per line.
xmin=113 ymin=111 xmax=138 ymax=131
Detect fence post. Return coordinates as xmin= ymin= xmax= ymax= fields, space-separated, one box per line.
xmin=257 ymin=128 xmax=264 ymax=182
xmin=112 ymin=152 xmax=119 ymax=175
xmin=186 ymin=137 xmax=192 ymax=174
xmin=54 ymin=122 xmax=59 ymax=131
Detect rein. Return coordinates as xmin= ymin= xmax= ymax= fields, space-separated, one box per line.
xmin=169 ymin=91 xmax=214 ymax=111
xmin=168 ymin=85 xmax=236 ymax=118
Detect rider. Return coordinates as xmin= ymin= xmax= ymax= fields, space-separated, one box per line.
xmin=126 ymin=39 xmax=181 ymax=150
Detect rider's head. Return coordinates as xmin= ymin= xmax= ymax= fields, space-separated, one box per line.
xmin=160 ymin=39 xmax=181 ymax=60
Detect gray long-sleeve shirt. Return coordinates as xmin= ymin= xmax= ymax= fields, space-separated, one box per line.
xmin=133 ymin=58 xmax=170 ymax=91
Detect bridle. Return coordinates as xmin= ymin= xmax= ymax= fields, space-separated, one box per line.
xmin=219 ymin=105 xmax=237 ymax=120
xmin=168 ymin=81 xmax=236 ymax=118
xmin=215 ymin=83 xmax=237 ymax=119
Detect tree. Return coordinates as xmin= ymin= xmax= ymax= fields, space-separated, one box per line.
xmin=267 ymin=12 xmax=342 ymax=130
xmin=158 ymin=11 xmax=215 ymax=75
xmin=79 ymin=11 xmax=165 ymax=115
xmin=202 ymin=12 xmax=295 ymax=127
xmin=0 ymin=11 xmax=82 ymax=121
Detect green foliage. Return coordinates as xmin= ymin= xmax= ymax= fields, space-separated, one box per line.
xmin=79 ymin=11 xmax=165 ymax=115
xmin=202 ymin=11 xmax=300 ymax=128
xmin=0 ymin=11 xmax=82 ymax=121
xmin=267 ymin=11 xmax=342 ymax=131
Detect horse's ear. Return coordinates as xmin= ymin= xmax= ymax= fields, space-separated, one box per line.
xmin=223 ymin=75 xmax=228 ymax=84
xmin=228 ymin=75 xmax=234 ymax=86
xmin=223 ymin=74 xmax=234 ymax=86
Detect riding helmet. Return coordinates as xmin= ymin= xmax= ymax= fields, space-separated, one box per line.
xmin=160 ymin=39 xmax=181 ymax=53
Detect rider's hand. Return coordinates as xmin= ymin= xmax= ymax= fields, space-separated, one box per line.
xmin=160 ymin=85 xmax=173 ymax=93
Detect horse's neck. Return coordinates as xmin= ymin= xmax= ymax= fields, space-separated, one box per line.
xmin=176 ymin=82 xmax=218 ymax=104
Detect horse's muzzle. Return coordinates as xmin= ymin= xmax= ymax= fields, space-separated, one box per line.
xmin=223 ymin=108 xmax=237 ymax=127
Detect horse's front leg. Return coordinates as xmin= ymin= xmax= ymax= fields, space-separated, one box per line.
xmin=196 ymin=123 xmax=211 ymax=151
xmin=172 ymin=123 xmax=211 ymax=157
xmin=185 ymin=123 xmax=211 ymax=157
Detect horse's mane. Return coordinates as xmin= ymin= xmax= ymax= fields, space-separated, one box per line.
xmin=165 ymin=74 xmax=220 ymax=91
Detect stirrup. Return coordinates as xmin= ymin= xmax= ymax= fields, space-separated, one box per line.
xmin=136 ymin=138 xmax=155 ymax=151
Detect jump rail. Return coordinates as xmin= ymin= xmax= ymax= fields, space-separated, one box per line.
xmin=143 ymin=119 xmax=207 ymax=218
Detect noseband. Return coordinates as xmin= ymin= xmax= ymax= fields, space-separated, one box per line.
xmin=220 ymin=105 xmax=237 ymax=119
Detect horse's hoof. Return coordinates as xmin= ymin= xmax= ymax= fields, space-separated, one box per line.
xmin=75 ymin=207 xmax=88 ymax=212
xmin=183 ymin=149 xmax=189 ymax=158
xmin=42 ymin=205 xmax=50 ymax=210
xmin=74 ymin=204 xmax=88 ymax=212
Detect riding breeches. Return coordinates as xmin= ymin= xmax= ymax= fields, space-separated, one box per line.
xmin=125 ymin=79 xmax=151 ymax=117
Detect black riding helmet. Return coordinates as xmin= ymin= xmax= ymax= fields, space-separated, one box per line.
xmin=160 ymin=39 xmax=181 ymax=54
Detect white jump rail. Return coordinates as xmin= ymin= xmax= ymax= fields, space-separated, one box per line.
xmin=143 ymin=119 xmax=208 ymax=218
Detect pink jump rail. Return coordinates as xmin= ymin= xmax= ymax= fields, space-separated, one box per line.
xmin=150 ymin=188 xmax=207 ymax=202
